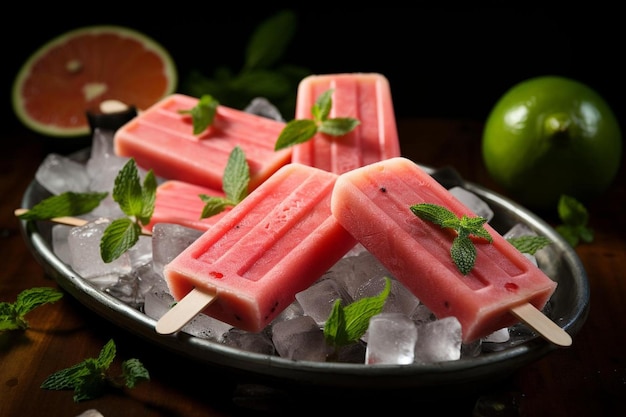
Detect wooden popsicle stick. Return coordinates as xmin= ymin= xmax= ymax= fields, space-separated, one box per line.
xmin=511 ymin=302 xmax=572 ymax=347
xmin=155 ymin=288 xmax=217 ymax=335
xmin=14 ymin=208 xmax=89 ymax=227
xmin=14 ymin=208 xmax=152 ymax=235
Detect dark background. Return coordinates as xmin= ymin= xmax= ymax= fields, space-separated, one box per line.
xmin=5 ymin=6 xmax=625 ymax=131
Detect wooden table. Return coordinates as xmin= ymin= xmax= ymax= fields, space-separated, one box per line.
xmin=1 ymin=118 xmax=624 ymax=416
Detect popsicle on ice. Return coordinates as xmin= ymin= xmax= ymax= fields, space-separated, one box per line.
xmin=114 ymin=93 xmax=292 ymax=192
xmin=156 ymin=163 xmax=357 ymax=334
xmin=144 ymin=180 xmax=229 ymax=233
xmin=292 ymin=73 xmax=401 ymax=174
xmin=330 ymin=157 xmax=570 ymax=346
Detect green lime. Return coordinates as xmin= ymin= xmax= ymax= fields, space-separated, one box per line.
xmin=482 ymin=75 xmax=622 ymax=210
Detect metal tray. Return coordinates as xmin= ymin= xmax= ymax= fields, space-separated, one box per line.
xmin=19 ymin=163 xmax=590 ymax=396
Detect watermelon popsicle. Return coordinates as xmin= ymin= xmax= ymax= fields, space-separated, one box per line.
xmin=144 ymin=180 xmax=229 ymax=233
xmin=292 ymin=73 xmax=401 ymax=174
xmin=156 ymin=163 xmax=357 ymax=334
xmin=330 ymin=157 xmax=571 ymax=346
xmin=114 ymin=93 xmax=292 ymax=192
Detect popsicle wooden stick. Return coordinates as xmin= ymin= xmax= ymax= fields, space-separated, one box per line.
xmin=14 ymin=208 xmax=89 ymax=227
xmin=155 ymin=288 xmax=216 ymax=334
xmin=511 ymin=303 xmax=572 ymax=347
xmin=14 ymin=208 xmax=152 ymax=236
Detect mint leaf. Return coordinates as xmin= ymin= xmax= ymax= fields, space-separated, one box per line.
xmin=113 ymin=158 xmax=144 ymax=216
xmin=244 ymin=9 xmax=297 ymax=71
xmin=41 ymin=339 xmax=149 ymax=403
xmin=556 ymin=194 xmax=593 ymax=247
xmin=318 ymin=117 xmax=361 ymax=136
xmin=222 ymin=146 xmax=250 ymax=203
xmin=122 ymin=358 xmax=150 ymax=388
xmin=17 ymin=192 xmax=107 ymax=221
xmin=409 ymin=203 xmax=492 ymax=275
xmin=274 ymin=119 xmax=318 ymax=150
xmin=102 ymin=158 xmax=156 ymax=262
xmin=199 ymin=146 xmax=250 ymax=219
xmin=507 ymin=235 xmax=553 ymax=255
xmin=199 ymin=196 xmax=232 ymax=218
xmin=0 ymin=287 xmax=63 ymax=331
xmin=178 ymin=94 xmax=219 ymax=134
xmin=100 ymin=217 xmax=141 ymax=263
xmin=274 ymin=88 xmax=360 ymax=151
xmin=324 ymin=277 xmax=391 ymax=350
xmin=450 ymin=236 xmax=477 ymax=275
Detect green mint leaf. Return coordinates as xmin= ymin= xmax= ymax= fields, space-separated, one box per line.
xmin=199 ymin=146 xmax=250 ymax=219
xmin=312 ymin=88 xmax=333 ymax=121
xmin=100 ymin=218 xmax=141 ymax=263
xmin=179 ymin=94 xmax=219 ymax=134
xmin=410 ymin=202 xmax=492 ymax=274
xmin=112 ymin=158 xmax=156 ymax=230
xmin=199 ymin=196 xmax=232 ymax=219
xmin=556 ymin=194 xmax=593 ymax=247
xmin=451 ymin=236 xmax=477 ymax=275
xmin=409 ymin=203 xmax=458 ymax=227
xmin=96 ymin=339 xmax=116 ymax=369
xmin=18 ymin=191 xmax=108 ymax=221
xmin=244 ymin=9 xmax=297 ymax=70
xmin=273 ymin=88 xmax=360 ymax=150
xmin=222 ymin=146 xmax=250 ymax=203
xmin=40 ymin=361 xmax=92 ymax=390
xmin=113 ymin=158 xmax=144 ymax=217
xmin=41 ymin=339 xmax=148 ymax=402
xmin=558 ymin=194 xmax=589 ymax=227
xmin=0 ymin=287 xmax=63 ymax=331
xmin=122 ymin=358 xmax=150 ymax=388
xmin=324 ymin=277 xmax=391 ymax=348
xmin=507 ymin=235 xmax=553 ymax=255
xmin=318 ymin=117 xmax=361 ymax=136
xmin=137 ymin=170 xmax=157 ymax=225
xmin=274 ymin=119 xmax=318 ymax=150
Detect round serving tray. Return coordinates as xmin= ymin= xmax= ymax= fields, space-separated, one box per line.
xmin=19 ymin=163 xmax=590 ymax=395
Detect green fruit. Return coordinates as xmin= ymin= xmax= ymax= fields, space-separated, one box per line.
xmin=482 ymin=76 xmax=622 ymax=210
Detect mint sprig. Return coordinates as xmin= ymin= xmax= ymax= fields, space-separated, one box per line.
xmin=199 ymin=146 xmax=250 ymax=218
xmin=555 ymin=194 xmax=594 ymax=247
xmin=178 ymin=94 xmax=219 ymax=134
xmin=100 ymin=158 xmax=156 ymax=263
xmin=274 ymin=88 xmax=360 ymax=151
xmin=506 ymin=235 xmax=553 ymax=255
xmin=17 ymin=192 xmax=108 ymax=221
xmin=0 ymin=287 xmax=63 ymax=331
xmin=181 ymin=9 xmax=309 ymax=117
xmin=324 ymin=277 xmax=390 ymax=352
xmin=409 ymin=203 xmax=492 ymax=275
xmin=40 ymin=339 xmax=149 ymax=402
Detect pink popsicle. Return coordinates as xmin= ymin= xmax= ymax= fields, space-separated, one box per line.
xmin=144 ymin=180 xmax=229 ymax=233
xmin=114 ymin=93 xmax=292 ymax=192
xmin=157 ymin=163 xmax=357 ymax=334
xmin=330 ymin=157 xmax=567 ymax=345
xmin=292 ymin=73 xmax=401 ymax=174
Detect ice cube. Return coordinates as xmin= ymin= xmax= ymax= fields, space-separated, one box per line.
xmin=151 ymin=223 xmax=203 ymax=275
xmin=295 ymin=278 xmax=352 ymax=326
xmin=67 ymin=218 xmax=131 ymax=285
xmin=224 ymin=328 xmax=276 ymax=355
xmin=449 ymin=186 xmax=494 ymax=222
xmin=365 ymin=313 xmax=417 ymax=365
xmin=414 ymin=316 xmax=462 ymax=364
xmin=271 ymin=316 xmax=333 ymax=361
xmin=35 ymin=153 xmax=90 ymax=195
